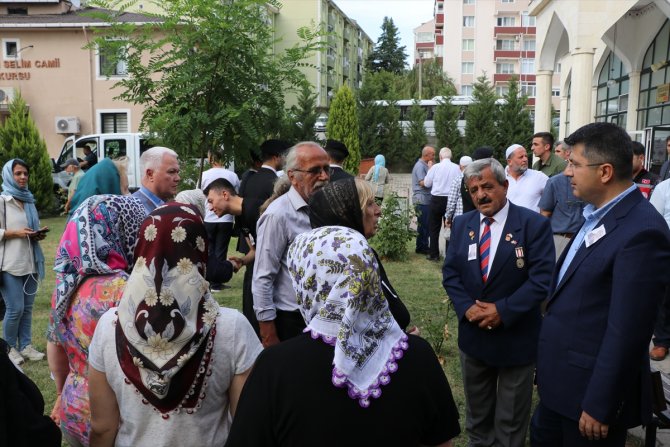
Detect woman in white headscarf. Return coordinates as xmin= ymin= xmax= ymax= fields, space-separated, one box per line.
xmin=224 ymin=226 xmax=460 ymax=447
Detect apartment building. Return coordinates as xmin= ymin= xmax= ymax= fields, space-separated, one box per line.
xmin=431 ymin=0 xmax=560 ymax=112
xmin=275 ymin=0 xmax=373 ymax=110
xmin=414 ymin=19 xmax=436 ymax=66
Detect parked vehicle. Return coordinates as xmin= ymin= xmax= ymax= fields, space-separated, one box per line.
xmin=314 ymin=115 xmax=327 ymax=132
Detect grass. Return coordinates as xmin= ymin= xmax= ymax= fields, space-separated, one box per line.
xmin=3 ymin=218 xmax=643 ymax=447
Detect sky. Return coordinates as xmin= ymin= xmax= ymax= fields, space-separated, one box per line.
xmin=333 ymin=0 xmax=434 ymax=67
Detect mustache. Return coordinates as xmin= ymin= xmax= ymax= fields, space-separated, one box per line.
xmin=478 ymin=197 xmax=492 ymax=205
xmin=313 ymin=181 xmax=328 ymax=190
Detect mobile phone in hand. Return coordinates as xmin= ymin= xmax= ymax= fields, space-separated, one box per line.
xmin=34 ymin=227 xmax=50 ymax=234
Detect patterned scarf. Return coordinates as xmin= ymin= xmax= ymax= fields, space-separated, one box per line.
xmin=287 ymin=226 xmax=407 ymax=408
xmin=52 ymin=195 xmax=147 ymax=326
xmin=1 ymin=159 xmax=45 ymax=279
xmin=308 ymin=178 xmax=364 ymax=235
xmin=115 ymin=203 xmax=219 ymax=416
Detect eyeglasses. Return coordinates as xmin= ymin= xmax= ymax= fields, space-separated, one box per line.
xmin=292 ymin=165 xmax=333 ymax=176
xmin=566 ymin=160 xmax=604 ymax=169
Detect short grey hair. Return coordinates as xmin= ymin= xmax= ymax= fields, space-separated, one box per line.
xmin=285 ymin=141 xmax=324 ymax=171
xmin=140 ymin=146 xmax=178 ymax=177
xmin=463 ymin=158 xmax=506 ymax=186
xmin=439 ymin=147 xmax=452 ymax=160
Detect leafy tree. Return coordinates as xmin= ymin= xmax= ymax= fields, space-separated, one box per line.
xmin=88 ymin=0 xmax=322 ymax=165
xmin=403 ymin=100 xmax=428 ymax=166
xmin=497 ymin=76 xmax=533 ymax=157
xmin=367 ymin=17 xmax=407 ymax=75
xmin=434 ymin=91 xmax=464 ymax=159
xmin=361 ymin=70 xmax=402 ymax=100
xmin=0 ymin=93 xmax=54 ymax=211
xmin=464 ymin=74 xmax=499 ymax=157
xmin=401 ymin=59 xmax=455 ymax=100
xmin=327 ymin=85 xmax=360 ymax=174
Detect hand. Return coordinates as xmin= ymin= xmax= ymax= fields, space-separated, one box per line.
xmin=579 ymin=411 xmax=609 ymax=440
xmin=406 ymin=326 xmax=421 ymax=336
xmin=7 ymin=227 xmax=36 ymax=239
xmin=258 ymin=321 xmax=280 ymax=348
xmin=474 ymin=300 xmax=501 ymax=330
xmin=464 ymin=303 xmax=485 ymax=323
xmin=50 ymin=394 xmax=62 ymax=425
xmin=228 ymin=258 xmax=242 ymax=273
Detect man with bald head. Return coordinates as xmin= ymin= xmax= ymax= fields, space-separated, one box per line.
xmin=253 ymin=142 xmax=331 ymax=347
xmin=412 ymin=145 xmax=435 ymax=254
xmin=505 ymin=144 xmax=548 ymax=212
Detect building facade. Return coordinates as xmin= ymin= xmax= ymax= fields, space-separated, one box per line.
xmin=414 ymin=19 xmax=436 ymax=66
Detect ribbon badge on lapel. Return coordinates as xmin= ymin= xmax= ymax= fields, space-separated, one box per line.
xmin=515 ymin=246 xmax=525 ymax=268
xmin=505 ymin=233 xmax=517 ymax=245
xmin=469 ymin=230 xmax=475 ymax=240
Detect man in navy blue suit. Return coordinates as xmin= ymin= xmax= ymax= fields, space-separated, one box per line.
xmin=443 ymin=158 xmax=554 ymax=447
xmin=531 ymin=122 xmax=670 ymax=446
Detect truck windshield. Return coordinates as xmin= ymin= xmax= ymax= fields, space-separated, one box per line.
xmin=55 ymin=139 xmax=75 ymax=169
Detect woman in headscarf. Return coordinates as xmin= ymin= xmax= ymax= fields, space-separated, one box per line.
xmin=68 ymin=157 xmax=130 ymax=215
xmin=364 ymin=154 xmax=390 ymax=203
xmin=224 ymin=226 xmax=460 ymax=447
xmin=308 ymin=177 xmax=413 ymax=332
xmin=46 ymin=194 xmax=147 ymax=447
xmin=0 ymin=158 xmax=47 ymax=366
xmin=88 ymin=203 xmax=262 ymax=447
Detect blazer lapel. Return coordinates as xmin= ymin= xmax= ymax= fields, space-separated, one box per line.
xmin=486 ymin=203 xmax=521 ymax=285
xmin=465 ymin=213 xmax=483 ymax=283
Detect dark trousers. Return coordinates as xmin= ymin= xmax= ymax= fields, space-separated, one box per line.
xmin=429 ymin=195 xmax=448 ymax=258
xmin=415 ymin=203 xmax=430 ymax=253
xmin=652 ymin=286 xmax=670 ymax=347
xmin=242 ymin=261 xmax=260 ymax=338
xmin=204 ymin=221 xmax=234 ymax=286
xmin=530 ymin=401 xmax=627 ymax=447
xmin=275 ymin=309 xmax=306 ymax=342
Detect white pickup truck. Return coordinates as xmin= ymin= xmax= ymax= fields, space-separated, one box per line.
xmin=51 ymin=133 xmax=155 ymax=192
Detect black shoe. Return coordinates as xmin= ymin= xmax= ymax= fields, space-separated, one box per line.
xmin=426 ymin=255 xmax=441 ymax=262
xmin=415 ymin=249 xmax=430 ymax=255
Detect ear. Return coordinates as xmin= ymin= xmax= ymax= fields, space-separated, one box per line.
xmin=599 ymin=163 xmax=615 ymax=184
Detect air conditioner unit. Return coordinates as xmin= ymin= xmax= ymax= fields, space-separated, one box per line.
xmin=55 ymin=116 xmax=80 ymax=134
xmin=0 ymin=87 xmax=16 ymax=106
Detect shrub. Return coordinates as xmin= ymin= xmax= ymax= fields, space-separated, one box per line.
xmin=370 ymin=192 xmax=414 ymax=260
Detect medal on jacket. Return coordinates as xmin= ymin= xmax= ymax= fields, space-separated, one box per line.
xmin=515 ymin=246 xmax=525 ymax=268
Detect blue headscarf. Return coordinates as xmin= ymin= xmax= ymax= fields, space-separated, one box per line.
xmin=373 ymin=154 xmax=385 ymax=182
xmin=68 ymin=158 xmax=121 ymax=215
xmin=1 ymin=159 xmax=45 ymax=279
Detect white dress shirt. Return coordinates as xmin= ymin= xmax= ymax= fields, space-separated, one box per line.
xmin=424 ymin=159 xmax=462 ymax=196
xmin=505 ymin=167 xmax=548 ymax=212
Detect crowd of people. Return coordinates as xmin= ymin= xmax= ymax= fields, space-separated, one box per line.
xmin=1 ymin=122 xmax=670 ymax=447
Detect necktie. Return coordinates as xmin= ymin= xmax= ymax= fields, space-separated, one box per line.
xmin=480 ymin=217 xmax=494 ymax=282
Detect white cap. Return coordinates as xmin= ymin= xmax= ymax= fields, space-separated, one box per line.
xmin=459 ymin=156 xmax=473 ymax=167
xmin=505 ymin=144 xmax=524 ymax=159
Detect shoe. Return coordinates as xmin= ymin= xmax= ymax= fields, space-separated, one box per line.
xmin=650 ymin=345 xmax=668 ymax=361
xmin=426 ymin=255 xmax=441 ymax=262
xmin=415 ymin=249 xmax=430 ymax=255
xmin=20 ymin=344 xmax=45 ymax=361
xmin=9 ymin=348 xmax=24 ymax=366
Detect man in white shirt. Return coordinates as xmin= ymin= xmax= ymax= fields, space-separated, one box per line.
xmin=200 ymin=149 xmax=240 ymax=292
xmin=505 ymin=144 xmax=548 ymax=212
xmin=424 ymin=147 xmax=461 ymax=261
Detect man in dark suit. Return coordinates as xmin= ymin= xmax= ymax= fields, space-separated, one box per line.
xmin=242 ymin=139 xmax=290 ymax=203
xmin=324 ymin=139 xmax=353 ymax=182
xmin=531 ymin=122 xmax=670 ymax=446
xmin=443 ymin=158 xmax=554 ymax=447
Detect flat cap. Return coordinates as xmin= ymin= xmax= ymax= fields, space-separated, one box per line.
xmin=260 ymin=139 xmax=291 ymax=157
xmin=324 ymin=139 xmax=349 ymax=160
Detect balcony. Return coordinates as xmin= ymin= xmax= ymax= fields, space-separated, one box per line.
xmin=493 ymin=73 xmax=536 ymax=83
xmin=494 ymin=50 xmax=535 ymax=59
xmin=343 ymin=28 xmax=351 ymax=42
xmin=326 ymin=54 xmax=335 ymax=68
xmin=435 ymin=13 xmax=444 ymax=27
xmin=327 ymin=74 xmax=336 ymax=88
xmin=436 ymin=35 xmax=443 ymax=45
xmin=494 ymin=26 xmax=536 ymax=36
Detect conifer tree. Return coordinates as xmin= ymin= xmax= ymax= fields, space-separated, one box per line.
xmin=0 ymin=92 xmax=54 ymax=211
xmin=497 ymin=76 xmax=533 ymax=157
xmin=464 ymin=74 xmax=499 ymax=158
xmin=367 ymin=17 xmax=407 ymax=74
xmin=327 ymin=85 xmax=360 ymax=174
xmin=404 ymin=100 xmax=428 ymax=166
xmin=434 ymin=89 xmax=464 ymax=159
xmin=377 ymin=100 xmax=404 ymax=169
xmin=289 ymin=83 xmax=319 ymax=142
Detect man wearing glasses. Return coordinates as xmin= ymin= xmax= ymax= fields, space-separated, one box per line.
xmin=253 ymin=142 xmax=331 ymax=347
xmin=532 ymin=122 xmax=670 ymax=446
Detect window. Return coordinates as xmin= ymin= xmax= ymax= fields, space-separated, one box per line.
xmin=520 ymin=83 xmax=536 ymax=97
xmin=521 ymin=58 xmax=535 ymax=74
xmin=98 ymin=41 xmax=128 ymax=78
xmin=100 ymin=112 xmax=129 ymax=133
xmin=496 ymin=39 xmax=515 ymax=50
xmin=522 ymin=12 xmax=536 ymax=27
xmin=417 ymin=32 xmax=433 ymax=43
xmin=462 ymin=62 xmax=474 ymax=74
xmin=437 ymin=2 xmax=444 ymax=10
xmin=501 ymin=0 xmax=514 ymax=3
xmin=3 ymin=39 xmax=19 ymax=59
xmin=463 ymin=16 xmax=475 ymax=27
xmin=496 ymin=17 xmax=515 ymax=27
xmin=496 ymin=63 xmax=514 ymax=74
xmin=461 ymin=85 xmax=473 ymax=96
xmin=463 ymin=0 xmax=475 ymax=4
xmin=496 ymin=86 xmax=509 ymax=96
xmin=552 ymin=88 xmax=561 ymax=97
xmin=554 ymin=62 xmax=562 ymax=73
xmin=462 ymin=39 xmax=474 ymax=51
xmin=523 ymin=39 xmax=536 ymax=51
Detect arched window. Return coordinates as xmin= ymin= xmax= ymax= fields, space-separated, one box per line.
xmin=638 ymin=19 xmax=670 ymax=128
xmin=594 ymin=52 xmax=629 ymax=126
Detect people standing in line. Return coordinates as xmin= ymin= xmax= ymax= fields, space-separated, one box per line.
xmin=68 ymin=157 xmax=130 ymax=215
xmin=424 ymin=147 xmax=461 ymax=261
xmin=79 ymin=145 xmax=98 ymax=171
xmin=132 ymin=146 xmax=180 ymax=213
xmin=88 ymin=204 xmax=262 ymax=447
xmin=365 ymin=154 xmax=391 ymax=204
xmin=532 ymin=132 xmax=567 ymax=177
xmin=204 ymin=178 xmax=263 ymax=336
xmin=631 ymin=141 xmax=660 ymax=199
xmin=200 ymin=149 xmax=240 ymax=292
xmin=412 ymin=146 xmax=435 ymax=255
xmin=225 ymin=226 xmax=461 ymax=447
xmin=46 ymin=195 xmax=146 ymax=447
xmin=650 ymin=175 xmax=670 ymax=362
xmin=505 ymin=144 xmax=549 ymax=212
xmin=554 ymin=140 xmax=569 ymax=161
xmin=324 ymin=139 xmax=353 ymax=182
xmin=531 ymin=122 xmax=670 ymax=446
xmin=61 ymin=158 xmax=85 ymax=215
xmin=658 ymin=135 xmax=670 ymax=181
xmin=539 ymin=145 xmax=585 ymax=260
xmin=252 ymin=142 xmax=330 ymax=348
xmin=0 ymin=159 xmax=47 ymax=366
xmin=445 ymin=147 xmax=494 ymax=228
xmin=443 ymin=157 xmax=554 ymax=447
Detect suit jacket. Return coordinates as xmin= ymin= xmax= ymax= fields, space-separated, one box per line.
xmin=242 ymin=167 xmax=277 ymax=202
xmin=443 ymin=201 xmax=554 ymax=366
xmin=329 ymin=166 xmax=353 ymax=182
xmin=537 ymin=188 xmax=670 ymax=427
